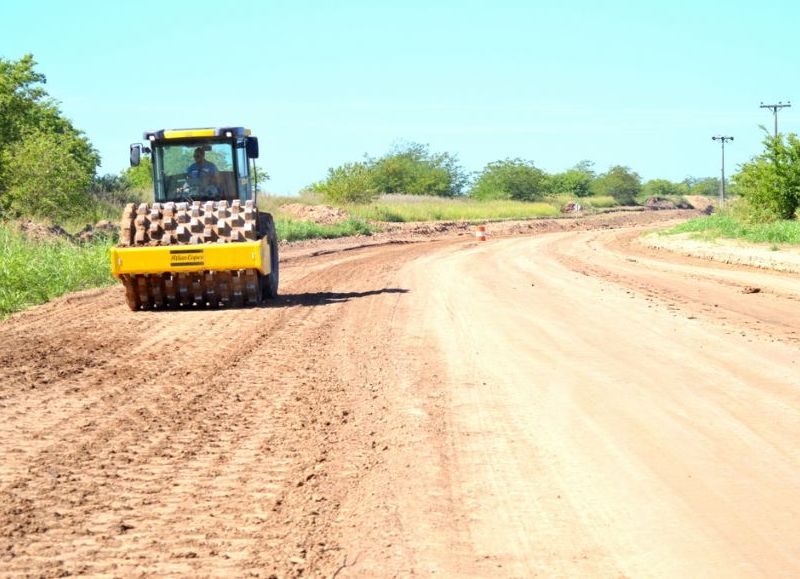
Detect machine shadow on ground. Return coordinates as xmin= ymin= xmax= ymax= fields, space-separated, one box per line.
xmin=267 ymin=288 xmax=410 ymax=307
xmin=122 ymin=289 xmax=410 ymax=314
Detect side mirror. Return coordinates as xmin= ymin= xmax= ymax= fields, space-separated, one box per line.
xmin=130 ymin=143 xmax=142 ymax=167
xmin=246 ymin=137 xmax=259 ymax=159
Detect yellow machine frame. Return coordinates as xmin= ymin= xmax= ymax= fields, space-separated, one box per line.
xmin=110 ymin=238 xmax=272 ymax=278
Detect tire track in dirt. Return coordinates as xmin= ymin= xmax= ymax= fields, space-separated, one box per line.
xmin=546 ymin=228 xmax=800 ymax=344
xmin=4 ymin=210 xmax=800 ymax=577
xmin=326 ymin=229 xmax=800 ymax=576
xmin=1 ymin=300 xmax=302 ymax=574
xmin=0 ymin=242 xmax=429 ymax=577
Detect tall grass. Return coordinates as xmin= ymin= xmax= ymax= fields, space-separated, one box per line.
xmin=275 ymin=217 xmax=375 ymax=242
xmin=347 ymin=196 xmax=561 ymax=222
xmin=664 ymin=214 xmax=800 ymax=244
xmin=290 ymin=193 xmax=618 ymax=223
xmin=60 ymin=201 xmax=124 ymax=234
xmin=257 ymin=193 xmax=315 ymax=215
xmin=0 ymin=223 xmax=115 ymax=318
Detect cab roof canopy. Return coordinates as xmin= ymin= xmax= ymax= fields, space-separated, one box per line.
xmin=144 ymin=127 xmax=251 ymax=141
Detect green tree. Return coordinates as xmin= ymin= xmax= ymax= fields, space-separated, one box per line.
xmin=592 ymin=165 xmax=641 ymax=205
xmin=310 ymin=161 xmax=378 ymax=204
xmin=0 ymin=54 xmax=99 ymax=219
xmin=90 ymin=173 xmax=147 ymax=208
xmin=733 ymin=132 xmax=800 ymax=220
xmin=682 ymin=176 xmax=720 ymax=198
xmin=371 ymin=143 xmax=466 ymax=197
xmin=0 ymin=54 xmax=46 ymax=152
xmin=0 ymin=130 xmax=93 ymax=220
xmin=252 ymin=164 xmax=271 ymax=193
xmin=642 ymin=178 xmax=684 ymax=198
xmin=91 ymin=173 xmax=130 ymax=195
xmin=122 ymin=156 xmax=154 ymax=192
xmin=470 ymin=158 xmax=549 ymax=201
xmin=550 ymin=161 xmax=595 ymax=197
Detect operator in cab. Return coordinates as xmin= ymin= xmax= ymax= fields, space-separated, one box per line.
xmin=185 ymin=147 xmax=219 ymax=196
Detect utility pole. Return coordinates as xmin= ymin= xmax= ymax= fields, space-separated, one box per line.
xmin=760 ymin=101 xmax=791 ymax=137
xmin=712 ymin=135 xmax=734 ymax=206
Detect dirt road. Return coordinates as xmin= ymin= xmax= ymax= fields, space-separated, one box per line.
xmin=2 ymin=211 xmax=800 ymax=577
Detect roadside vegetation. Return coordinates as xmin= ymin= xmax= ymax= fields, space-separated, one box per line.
xmin=665 ymin=212 xmax=800 ymax=245
xmin=0 ymin=222 xmax=115 ymax=318
xmin=0 ymin=55 xmax=99 ymax=222
xmin=5 ymin=52 xmax=798 ymax=318
xmin=661 ymin=131 xmax=800 ymax=245
xmin=308 ymin=147 xmax=718 ymax=214
xmin=275 ymin=217 xmax=375 ymax=242
xmin=346 ymin=195 xmax=560 ymax=222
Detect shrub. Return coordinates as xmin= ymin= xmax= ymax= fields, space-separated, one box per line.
xmin=550 ymin=169 xmax=593 ymax=197
xmin=310 ymin=162 xmax=379 ymax=204
xmin=470 ymin=158 xmax=549 ymax=201
xmin=682 ymin=176 xmax=720 ymax=198
xmin=642 ymin=178 xmax=686 ymax=198
xmin=311 ymin=143 xmax=467 ymax=202
xmin=0 ymin=130 xmax=94 ymax=221
xmin=121 ymin=156 xmax=154 ymax=194
xmin=733 ymin=132 xmax=800 ymax=221
xmin=665 ymin=208 xmax=800 ymax=244
xmin=549 ymin=161 xmax=596 ymax=197
xmin=0 ymin=54 xmax=99 ymax=223
xmin=592 ymin=165 xmax=641 ymax=205
xmin=371 ymin=143 xmax=467 ymax=197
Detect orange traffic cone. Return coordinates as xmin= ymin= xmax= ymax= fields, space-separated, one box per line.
xmin=475 ymin=225 xmax=487 ymax=241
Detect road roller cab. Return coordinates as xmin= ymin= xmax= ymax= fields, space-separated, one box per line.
xmin=129 ymin=127 xmax=260 ymax=205
xmin=112 ymin=127 xmax=278 ymax=310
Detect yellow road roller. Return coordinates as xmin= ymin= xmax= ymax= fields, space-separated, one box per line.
xmin=111 ymin=127 xmax=278 ymax=310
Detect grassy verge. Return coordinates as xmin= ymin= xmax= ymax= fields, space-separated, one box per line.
xmin=663 ymin=214 xmax=800 ymax=245
xmin=61 ymin=188 xmax=153 ymax=234
xmin=0 ymin=214 xmax=374 ymax=319
xmin=275 ymin=217 xmax=376 ymax=242
xmin=0 ymin=222 xmax=116 ymax=319
xmin=288 ymin=193 xmax=620 ymax=223
xmin=258 ymin=193 xmax=311 ymax=214
xmin=346 ymin=196 xmax=561 ymax=222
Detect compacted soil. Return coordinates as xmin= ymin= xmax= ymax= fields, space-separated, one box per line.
xmin=2 ymin=210 xmax=800 ymax=577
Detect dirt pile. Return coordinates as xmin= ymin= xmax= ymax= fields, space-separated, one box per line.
xmin=12 ymin=219 xmax=119 ymax=244
xmin=683 ymin=195 xmax=715 ymax=213
xmin=78 ymin=220 xmax=119 ymax=242
xmin=280 ymin=203 xmax=349 ymax=224
xmin=644 ymin=197 xmax=677 ymax=210
xmin=382 ymin=221 xmax=473 ymax=236
xmin=14 ymin=220 xmax=74 ymax=243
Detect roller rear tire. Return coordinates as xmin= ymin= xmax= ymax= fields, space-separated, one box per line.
xmin=261 ymin=214 xmax=279 ymax=299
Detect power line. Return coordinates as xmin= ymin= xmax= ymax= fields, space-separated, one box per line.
xmin=760 ymin=101 xmax=791 ymax=137
xmin=712 ymin=136 xmax=734 ymax=206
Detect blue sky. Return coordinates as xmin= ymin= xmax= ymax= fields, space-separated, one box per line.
xmin=3 ymin=0 xmax=799 ymax=195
